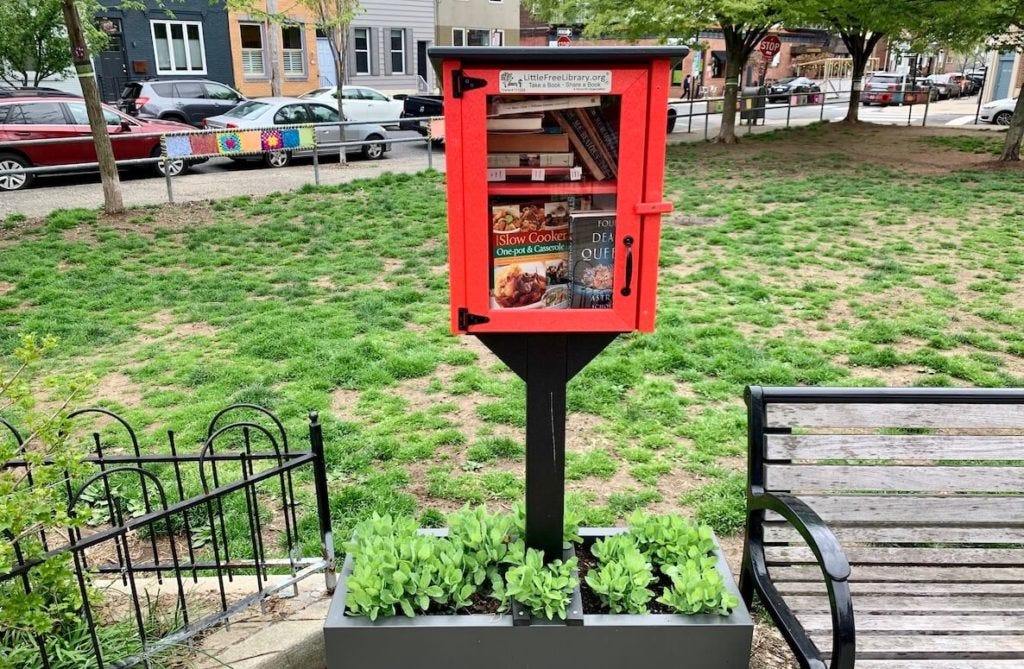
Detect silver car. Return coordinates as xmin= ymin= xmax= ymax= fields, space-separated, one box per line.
xmin=202 ymin=97 xmax=389 ymax=168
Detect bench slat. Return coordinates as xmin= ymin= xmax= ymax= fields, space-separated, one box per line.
xmin=766 ymin=434 xmax=1024 ymax=461
xmin=800 ymin=613 xmax=1024 ymax=633
xmin=765 ymin=495 xmax=1024 ymax=525
xmin=811 ymin=633 xmax=1024 ymax=657
xmin=765 ymin=523 xmax=1024 ymax=545
xmin=765 ymin=464 xmax=1024 ymax=493
xmin=766 ymin=402 xmax=1024 ymax=429
xmin=774 ymin=581 xmax=1024 ymax=597
xmin=855 ymin=662 xmax=1024 ymax=669
xmin=769 ymin=564 xmax=1024 ymax=582
xmin=781 ymin=594 xmax=1023 ymax=613
xmin=766 ymin=546 xmax=1024 ymax=567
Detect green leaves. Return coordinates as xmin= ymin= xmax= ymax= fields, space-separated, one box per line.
xmin=657 ymin=560 xmax=740 ymax=616
xmin=503 ymin=549 xmax=579 ymax=621
xmin=585 ymin=539 xmax=655 ymax=614
xmin=627 ymin=511 xmax=716 ymax=565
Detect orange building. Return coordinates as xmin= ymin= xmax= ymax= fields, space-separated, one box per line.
xmin=227 ymin=1 xmax=320 ymax=97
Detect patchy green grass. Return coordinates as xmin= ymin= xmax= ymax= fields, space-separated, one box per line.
xmin=3 ymin=126 xmax=1024 ymax=562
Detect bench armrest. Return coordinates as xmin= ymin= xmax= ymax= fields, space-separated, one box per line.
xmin=745 ymin=491 xmax=856 ymax=669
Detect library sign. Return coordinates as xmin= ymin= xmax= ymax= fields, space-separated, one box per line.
xmin=499 ymin=70 xmax=612 ymax=94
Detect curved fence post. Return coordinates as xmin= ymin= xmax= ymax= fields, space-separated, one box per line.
xmin=308 ymin=411 xmax=336 ymax=592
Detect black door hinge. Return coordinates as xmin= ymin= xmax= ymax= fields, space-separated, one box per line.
xmin=458 ymin=307 xmax=490 ymax=331
xmin=452 ymin=70 xmax=487 ymax=98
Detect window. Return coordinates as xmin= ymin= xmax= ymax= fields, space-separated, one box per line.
xmin=205 ymin=83 xmax=238 ymax=101
xmin=67 ymin=102 xmax=122 ymax=126
xmin=174 ymin=82 xmax=206 ymax=99
xmin=389 ymin=29 xmax=405 ymax=74
xmin=151 ymin=20 xmax=206 ymax=74
xmin=308 ymin=104 xmax=338 ymax=123
xmin=240 ymin=23 xmax=265 ymax=76
xmin=452 ymin=28 xmax=464 ymax=47
xmin=353 ymin=27 xmax=370 ymax=74
xmin=273 ymin=104 xmax=310 ymax=125
xmin=282 ymin=25 xmax=305 ymax=76
xmin=458 ymin=29 xmax=500 ymax=47
xmin=6 ymin=103 xmax=65 ymax=124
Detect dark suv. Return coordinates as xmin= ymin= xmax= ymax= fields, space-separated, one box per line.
xmin=119 ymin=80 xmax=245 ymax=127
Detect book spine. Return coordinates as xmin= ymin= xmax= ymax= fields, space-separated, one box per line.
xmin=491 ymin=95 xmax=601 ymax=116
xmin=563 ymin=109 xmax=613 ymax=179
xmin=585 ymin=107 xmax=619 ymax=169
xmin=487 ymin=153 xmax=575 ymax=168
xmin=549 ymin=110 xmax=605 ymax=181
xmin=575 ymin=109 xmax=617 ymax=178
xmin=487 ymin=133 xmax=569 ymax=153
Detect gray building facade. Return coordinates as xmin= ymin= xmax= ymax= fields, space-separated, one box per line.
xmin=335 ymin=0 xmax=436 ymax=93
xmin=93 ymin=1 xmax=234 ymax=102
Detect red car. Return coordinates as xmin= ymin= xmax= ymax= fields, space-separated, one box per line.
xmin=0 ymin=96 xmax=195 ymax=191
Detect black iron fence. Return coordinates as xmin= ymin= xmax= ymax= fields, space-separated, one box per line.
xmin=1 ymin=404 xmax=334 ymax=669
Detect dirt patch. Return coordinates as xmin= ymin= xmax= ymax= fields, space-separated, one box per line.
xmin=329 ymin=388 xmax=361 ymax=422
xmin=93 ymin=371 xmax=144 ymax=407
xmin=311 ymin=275 xmax=337 ymax=291
xmin=0 ymin=281 xmax=13 ymax=296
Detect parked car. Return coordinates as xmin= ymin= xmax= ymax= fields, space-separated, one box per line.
xmin=297 ymin=86 xmax=404 ymax=127
xmin=202 ymin=97 xmax=389 ymax=167
xmin=118 ymin=79 xmax=245 ymax=127
xmin=861 ymin=72 xmax=925 ymax=106
xmin=979 ymin=96 xmax=1018 ymax=126
xmin=766 ymin=77 xmax=821 ymax=103
xmin=924 ymin=73 xmax=967 ymax=99
xmin=398 ymin=94 xmax=444 ymax=138
xmin=0 ymin=96 xmax=194 ymax=191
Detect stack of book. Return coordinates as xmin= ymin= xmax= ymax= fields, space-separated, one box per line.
xmin=486 ymin=95 xmax=619 ymax=181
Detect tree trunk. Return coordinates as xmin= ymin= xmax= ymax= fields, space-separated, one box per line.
xmin=61 ymin=0 xmax=123 ymax=213
xmin=844 ymin=49 xmax=867 ymax=124
xmin=999 ymin=84 xmax=1024 ymax=162
xmin=327 ymin=25 xmax=347 ymax=164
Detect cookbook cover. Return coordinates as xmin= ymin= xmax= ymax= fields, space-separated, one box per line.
xmin=491 ymin=201 xmax=571 ymax=310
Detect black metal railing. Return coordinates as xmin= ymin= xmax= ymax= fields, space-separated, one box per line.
xmin=1 ymin=404 xmax=335 ymax=669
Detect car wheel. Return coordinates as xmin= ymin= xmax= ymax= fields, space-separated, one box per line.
xmin=264 ymin=151 xmax=292 ymax=168
xmin=0 ymin=152 xmax=32 ymax=191
xmin=150 ymin=147 xmax=187 ymax=177
xmin=362 ymin=135 xmax=385 ymax=160
xmin=994 ymin=111 xmax=1013 ymax=126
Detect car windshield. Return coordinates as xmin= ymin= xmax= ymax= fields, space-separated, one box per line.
xmin=224 ymin=101 xmax=270 ymax=119
xmin=299 ymin=88 xmax=332 ymax=99
xmin=871 ymin=76 xmax=902 ymax=85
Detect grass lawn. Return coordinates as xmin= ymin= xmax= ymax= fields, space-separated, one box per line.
xmin=2 ymin=123 xmax=1023 ymax=567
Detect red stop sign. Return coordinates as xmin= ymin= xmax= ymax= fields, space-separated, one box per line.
xmin=758 ymin=36 xmax=781 ymax=58
xmin=556 ymin=35 xmax=571 ymax=47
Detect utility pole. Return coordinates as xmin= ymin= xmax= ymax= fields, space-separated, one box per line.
xmin=61 ymin=0 xmax=124 ymax=213
xmin=267 ymin=0 xmax=282 ymax=96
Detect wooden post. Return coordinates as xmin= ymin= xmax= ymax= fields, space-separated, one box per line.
xmin=61 ymin=0 xmax=124 ymax=213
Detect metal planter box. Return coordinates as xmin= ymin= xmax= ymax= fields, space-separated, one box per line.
xmin=323 ymin=528 xmax=753 ymax=669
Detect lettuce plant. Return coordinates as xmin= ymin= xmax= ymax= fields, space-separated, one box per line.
xmin=627 ymin=511 xmax=716 ymax=567
xmin=447 ymin=505 xmax=523 ymax=592
xmin=656 ymin=556 xmax=739 ymax=616
xmin=584 ymin=542 xmax=655 ymax=613
xmin=503 ymin=548 xmax=578 ymax=620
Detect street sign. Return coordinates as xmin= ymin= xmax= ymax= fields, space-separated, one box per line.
xmin=758 ymin=36 xmax=781 ymax=59
xmin=556 ymin=35 xmax=571 ymax=47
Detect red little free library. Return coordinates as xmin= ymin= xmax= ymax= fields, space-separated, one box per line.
xmin=435 ymin=47 xmax=687 ymax=335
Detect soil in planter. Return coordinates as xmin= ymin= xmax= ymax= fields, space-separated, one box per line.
xmin=422 ymin=592 xmax=503 ymax=616
xmin=575 ymin=541 xmax=674 ymax=615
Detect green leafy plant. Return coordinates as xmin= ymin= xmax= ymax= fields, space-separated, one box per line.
xmin=657 ymin=557 xmax=739 ymax=616
xmin=584 ymin=542 xmax=655 ymax=614
xmin=446 ymin=505 xmax=522 ymax=593
xmin=628 ymin=511 xmax=716 ymax=566
xmin=512 ymin=502 xmax=582 ymax=545
xmin=503 ymin=548 xmax=578 ymax=621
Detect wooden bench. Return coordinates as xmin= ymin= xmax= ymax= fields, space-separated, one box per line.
xmin=740 ymin=386 xmax=1024 ymax=669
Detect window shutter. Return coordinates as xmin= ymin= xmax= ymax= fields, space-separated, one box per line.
xmin=370 ymin=28 xmax=379 ymax=76
xmin=384 ymin=27 xmax=393 ymax=76
xmin=346 ymin=28 xmax=356 ymax=78
xmin=405 ymin=29 xmax=412 ymax=77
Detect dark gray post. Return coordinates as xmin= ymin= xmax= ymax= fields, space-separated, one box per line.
xmin=309 ymin=411 xmax=336 ymax=592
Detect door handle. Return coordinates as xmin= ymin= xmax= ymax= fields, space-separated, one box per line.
xmin=621 ymin=236 xmax=634 ymax=297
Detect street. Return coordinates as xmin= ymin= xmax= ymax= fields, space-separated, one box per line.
xmin=0 ymin=97 xmax=1002 ymax=219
